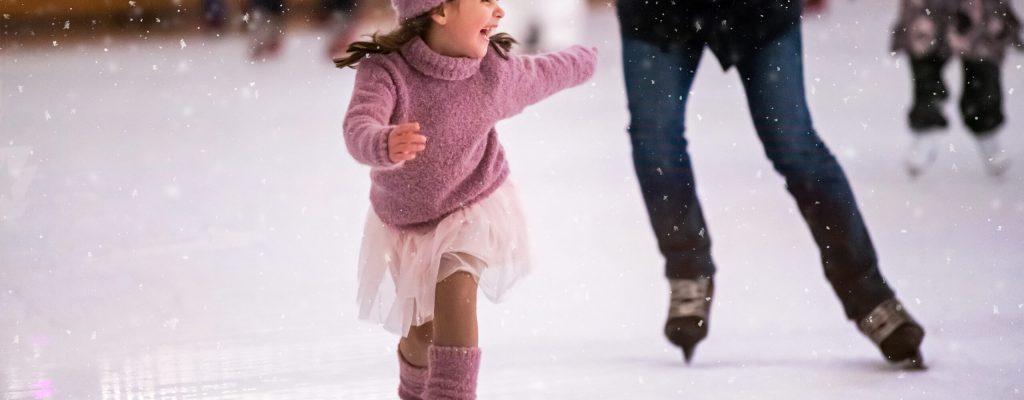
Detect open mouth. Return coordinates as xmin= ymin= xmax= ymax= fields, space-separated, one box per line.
xmin=479 ymin=26 xmax=495 ymax=39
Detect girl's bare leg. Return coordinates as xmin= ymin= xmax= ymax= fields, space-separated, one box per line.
xmin=399 ymin=322 xmax=433 ymax=367
xmin=432 ymin=271 xmax=479 ymax=347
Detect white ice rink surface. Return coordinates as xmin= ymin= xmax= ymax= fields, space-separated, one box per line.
xmin=2 ymin=2 xmax=1023 ymax=399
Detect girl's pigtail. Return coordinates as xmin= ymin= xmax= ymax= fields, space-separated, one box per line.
xmin=334 ymin=12 xmax=435 ymax=69
xmin=488 ymin=32 xmax=517 ymax=59
xmin=333 ymin=5 xmax=519 ymax=69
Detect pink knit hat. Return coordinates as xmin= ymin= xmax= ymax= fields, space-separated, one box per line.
xmin=392 ymin=0 xmax=444 ymax=22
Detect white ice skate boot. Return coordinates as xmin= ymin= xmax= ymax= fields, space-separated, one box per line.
xmin=904 ymin=133 xmax=941 ymax=177
xmin=976 ymin=132 xmax=1011 ymax=177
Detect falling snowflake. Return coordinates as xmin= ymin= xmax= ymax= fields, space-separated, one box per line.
xmin=180 ymin=39 xmax=187 ymax=49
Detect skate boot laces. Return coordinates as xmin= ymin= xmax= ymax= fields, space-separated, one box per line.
xmin=668 ymin=277 xmax=711 ymax=319
xmin=857 ymin=298 xmax=917 ymax=345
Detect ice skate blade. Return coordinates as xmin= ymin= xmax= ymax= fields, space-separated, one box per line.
xmin=681 ymin=344 xmax=696 ymax=365
xmin=893 ymin=352 xmax=927 ymax=371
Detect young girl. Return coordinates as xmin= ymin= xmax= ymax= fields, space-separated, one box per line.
xmin=335 ymin=0 xmax=596 ymax=398
xmin=892 ymin=0 xmax=1023 ymax=177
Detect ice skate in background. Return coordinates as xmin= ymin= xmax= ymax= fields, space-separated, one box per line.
xmin=892 ymin=0 xmax=1022 ymax=178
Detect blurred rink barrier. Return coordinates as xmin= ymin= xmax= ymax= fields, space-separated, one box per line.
xmin=0 ymin=0 xmax=393 ymax=37
xmin=0 ymin=0 xmax=609 ymax=50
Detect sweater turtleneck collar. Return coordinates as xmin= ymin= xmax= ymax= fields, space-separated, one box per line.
xmin=400 ymin=36 xmax=483 ymax=81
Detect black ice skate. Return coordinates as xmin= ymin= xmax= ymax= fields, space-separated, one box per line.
xmin=857 ymin=298 xmax=926 ymax=370
xmin=908 ymin=101 xmax=948 ymax=132
xmin=664 ymin=277 xmax=713 ymax=364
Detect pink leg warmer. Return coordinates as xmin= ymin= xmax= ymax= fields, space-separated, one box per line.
xmin=398 ymin=351 xmax=428 ymax=400
xmin=425 ymin=346 xmax=481 ymax=400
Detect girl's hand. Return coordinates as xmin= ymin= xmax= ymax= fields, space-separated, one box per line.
xmin=388 ymin=122 xmax=427 ymax=163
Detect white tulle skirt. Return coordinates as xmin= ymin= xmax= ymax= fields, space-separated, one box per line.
xmin=355 ymin=181 xmax=532 ymax=337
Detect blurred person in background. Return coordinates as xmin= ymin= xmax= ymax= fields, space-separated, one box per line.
xmin=892 ymin=0 xmax=1023 ymax=177
xmin=498 ymin=0 xmax=585 ymax=54
xmin=616 ymin=0 xmax=927 ymax=368
xmin=202 ymin=0 xmax=366 ymax=61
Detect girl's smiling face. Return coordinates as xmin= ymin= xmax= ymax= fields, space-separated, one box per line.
xmin=429 ymin=0 xmax=505 ymax=59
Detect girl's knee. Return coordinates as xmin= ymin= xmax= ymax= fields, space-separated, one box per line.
xmin=438 ymin=271 xmax=478 ymax=297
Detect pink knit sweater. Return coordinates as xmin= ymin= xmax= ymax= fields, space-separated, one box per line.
xmin=344 ymin=36 xmax=597 ymax=229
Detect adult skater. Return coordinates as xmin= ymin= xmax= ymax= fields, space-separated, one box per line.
xmin=616 ymin=0 xmax=927 ymax=368
xmin=893 ymin=0 xmax=1023 ymax=177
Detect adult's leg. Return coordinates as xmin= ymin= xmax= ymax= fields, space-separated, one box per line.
xmin=621 ymin=37 xmax=714 ymax=281
xmin=961 ymin=59 xmax=1010 ymax=175
xmin=960 ymin=59 xmax=1005 ymax=135
xmin=622 ymin=36 xmax=717 ymax=362
xmin=908 ymin=54 xmax=950 ymax=131
xmin=735 ymin=24 xmax=894 ymax=321
xmin=903 ymin=54 xmax=950 ymax=176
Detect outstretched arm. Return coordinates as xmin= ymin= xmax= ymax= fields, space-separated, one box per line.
xmin=499 ymin=45 xmax=598 ymax=118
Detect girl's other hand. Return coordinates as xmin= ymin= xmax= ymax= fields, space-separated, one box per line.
xmin=389 ymin=122 xmax=427 ymax=163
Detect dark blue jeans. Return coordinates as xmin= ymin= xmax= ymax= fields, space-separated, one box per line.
xmin=622 ymin=25 xmax=894 ymax=320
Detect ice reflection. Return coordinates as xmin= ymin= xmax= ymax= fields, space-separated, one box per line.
xmin=93 ymin=331 xmax=395 ymax=398
xmin=5 ymin=327 xmax=394 ymax=399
